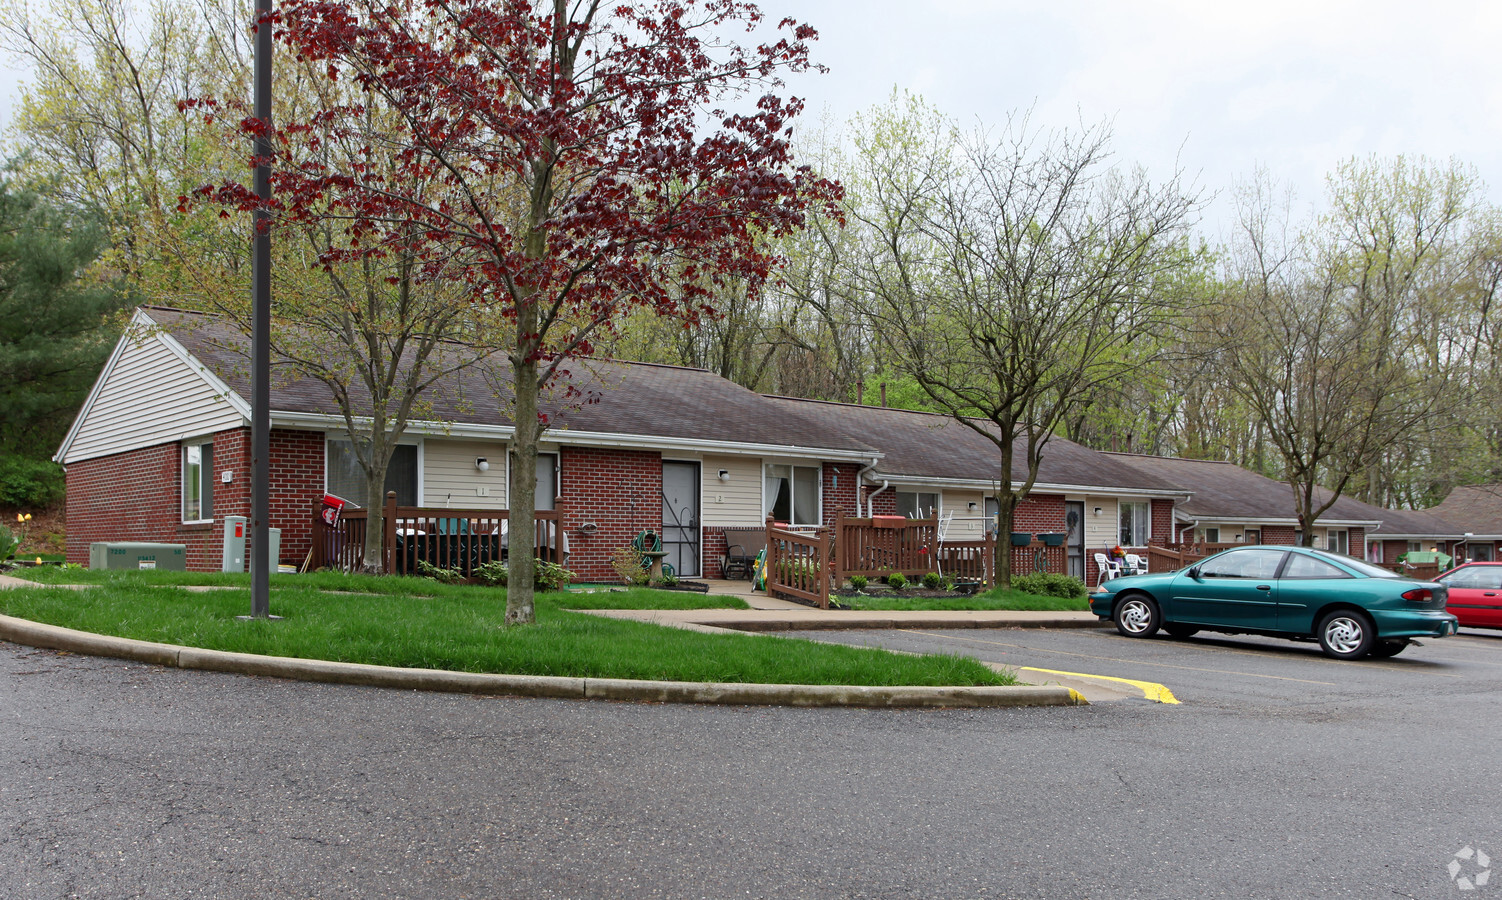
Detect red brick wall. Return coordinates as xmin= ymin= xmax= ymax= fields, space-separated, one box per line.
xmin=1012 ymin=494 xmax=1066 ymax=535
xmin=1263 ymin=525 xmax=1297 ymax=545
xmin=1151 ymin=499 xmax=1174 ymax=545
xmin=863 ymin=484 xmax=899 ymax=516
xmin=557 ymin=446 xmax=662 ymax=581
xmin=822 ymin=462 xmax=862 ymax=523
xmin=65 ymin=428 xmax=325 ymax=571
xmin=269 ymin=429 xmax=327 ymax=567
xmin=1347 ymin=526 xmax=1365 ymax=559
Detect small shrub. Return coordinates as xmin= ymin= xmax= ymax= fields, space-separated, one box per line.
xmin=1011 ymin=572 xmax=1088 ymax=600
xmin=659 ymin=572 xmax=679 ymax=588
xmin=0 ymin=455 xmax=64 ymax=508
xmin=611 ymin=546 xmax=649 ymax=586
xmin=476 ymin=559 xmax=508 ymax=587
xmin=415 ymin=559 xmax=462 ymax=584
xmin=848 ymin=574 xmax=868 ymax=592
xmin=0 ymin=524 xmax=18 ymax=562
xmin=887 ymin=572 xmax=908 ymax=590
xmin=921 ymin=571 xmax=943 ymax=590
xmin=534 ymin=558 xmax=576 ymax=591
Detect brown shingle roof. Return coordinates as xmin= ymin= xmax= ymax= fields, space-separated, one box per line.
xmin=145 ymin=306 xmax=873 ymax=454
xmin=761 ymin=397 xmax=1184 ymax=494
xmin=1103 ymin=453 xmax=1383 ymax=525
xmin=1427 ymin=484 xmax=1502 ymax=537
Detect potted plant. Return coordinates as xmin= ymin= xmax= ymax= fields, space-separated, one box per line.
xmin=1039 ymin=532 xmax=1066 ymax=547
xmin=1011 ymin=532 xmax=1033 ymax=547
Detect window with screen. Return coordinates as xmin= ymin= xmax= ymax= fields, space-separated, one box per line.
xmin=327 ymin=440 xmax=418 ymax=507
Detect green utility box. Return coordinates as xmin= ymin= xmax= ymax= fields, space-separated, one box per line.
xmin=88 ymin=542 xmax=188 ymax=571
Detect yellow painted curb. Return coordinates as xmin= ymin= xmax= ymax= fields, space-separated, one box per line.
xmin=1020 ymin=666 xmax=1180 ymax=704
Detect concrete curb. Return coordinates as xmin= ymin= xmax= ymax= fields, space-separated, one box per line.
xmin=0 ymin=614 xmax=1085 ymax=709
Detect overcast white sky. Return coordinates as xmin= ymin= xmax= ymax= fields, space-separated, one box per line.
xmin=0 ymin=0 xmax=1497 ymax=238
xmin=758 ymin=0 xmax=1502 ymax=238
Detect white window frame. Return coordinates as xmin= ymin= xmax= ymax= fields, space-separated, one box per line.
xmin=896 ymin=490 xmax=940 ymax=519
xmin=763 ymin=461 xmax=822 ymax=526
xmin=1327 ymin=529 xmax=1349 ymax=555
xmin=1118 ymin=500 xmax=1150 ymax=547
xmin=182 ymin=438 xmax=215 ymax=524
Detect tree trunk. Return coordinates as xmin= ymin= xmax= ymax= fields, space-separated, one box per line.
xmin=994 ymin=492 xmax=1018 ymax=590
xmin=362 ymin=470 xmax=386 ymax=574
xmin=506 ymin=354 xmax=540 ymax=626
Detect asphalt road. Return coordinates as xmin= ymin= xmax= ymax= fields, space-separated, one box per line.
xmin=3 ymin=627 xmax=1500 ymax=899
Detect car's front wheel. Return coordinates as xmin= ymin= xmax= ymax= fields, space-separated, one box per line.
xmin=1114 ymin=594 xmax=1161 ymax=638
xmin=1317 ymin=610 xmax=1375 ymax=660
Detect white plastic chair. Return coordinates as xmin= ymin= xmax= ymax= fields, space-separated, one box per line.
xmin=1094 ymin=552 xmax=1123 ymax=586
xmin=1124 ymin=553 xmax=1148 ymax=576
xmin=934 ymin=510 xmax=954 ymax=576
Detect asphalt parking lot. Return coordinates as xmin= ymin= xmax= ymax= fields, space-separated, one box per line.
xmin=794 ymin=621 xmax=1502 ymax=705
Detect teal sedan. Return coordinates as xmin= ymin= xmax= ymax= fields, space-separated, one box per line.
xmin=1088 ymin=546 xmax=1459 ymax=659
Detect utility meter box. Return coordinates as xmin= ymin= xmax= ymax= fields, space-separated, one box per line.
xmin=221 ymin=516 xmax=281 ymax=573
xmin=88 ymin=542 xmax=187 ymax=571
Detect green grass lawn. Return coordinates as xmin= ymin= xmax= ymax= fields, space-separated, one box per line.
xmin=0 ymin=570 xmax=1011 ymax=687
xmin=843 ymin=587 xmax=1089 ymax=612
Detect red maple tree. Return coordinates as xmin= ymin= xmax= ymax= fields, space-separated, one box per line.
xmin=194 ymin=0 xmax=837 ymax=623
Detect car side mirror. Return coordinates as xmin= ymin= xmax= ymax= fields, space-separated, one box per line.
xmin=1187 ymin=565 xmax=1202 ymax=579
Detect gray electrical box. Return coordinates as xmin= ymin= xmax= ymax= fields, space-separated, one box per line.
xmin=221 ymin=516 xmax=281 ymax=573
xmin=89 ymin=542 xmax=187 ymax=571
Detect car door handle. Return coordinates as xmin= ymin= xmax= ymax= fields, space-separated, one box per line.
xmin=1486 ymin=593 xmax=1497 ymax=597
xmin=1256 ymin=584 xmax=1272 ymax=591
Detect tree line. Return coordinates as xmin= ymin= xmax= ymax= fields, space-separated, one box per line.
xmin=3 ymin=0 xmax=1499 ymax=577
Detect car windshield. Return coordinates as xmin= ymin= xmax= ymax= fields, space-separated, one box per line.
xmin=1310 ymin=549 xmax=1400 ymax=578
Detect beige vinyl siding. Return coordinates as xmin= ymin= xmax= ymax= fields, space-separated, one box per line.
xmin=64 ymin=329 xmax=245 ymax=463
xmin=423 ymin=439 xmax=507 ymax=509
xmin=941 ymin=489 xmax=987 ymax=539
xmin=1085 ymin=497 xmax=1119 ymax=549
xmin=702 ymin=454 xmax=761 ymax=526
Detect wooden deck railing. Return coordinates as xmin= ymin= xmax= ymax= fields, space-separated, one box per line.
xmin=832 ymin=511 xmax=938 ymax=583
xmin=765 ymin=517 xmax=830 ymax=609
xmin=311 ymin=491 xmax=566 ymax=577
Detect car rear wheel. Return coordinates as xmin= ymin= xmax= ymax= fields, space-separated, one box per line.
xmin=1317 ymin=610 xmax=1375 ymax=660
xmin=1369 ymin=640 xmax=1409 ymax=658
xmin=1114 ymin=594 xmax=1161 ymax=638
xmin=1164 ymin=624 xmax=1200 ymax=639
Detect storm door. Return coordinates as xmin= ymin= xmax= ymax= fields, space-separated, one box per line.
xmin=662 ymin=461 xmax=701 ymax=577
xmin=1066 ymin=501 xmax=1085 ymax=579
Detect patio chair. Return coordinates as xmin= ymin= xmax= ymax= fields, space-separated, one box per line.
xmin=720 ymin=527 xmax=767 ymax=581
xmin=934 ymin=510 xmax=955 ymax=577
xmin=1124 ymin=553 xmax=1148 ymax=576
xmin=1093 ymin=552 xmax=1123 ymax=586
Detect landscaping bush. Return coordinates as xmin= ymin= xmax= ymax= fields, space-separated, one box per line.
xmin=1011 ymin=572 xmax=1088 ymax=600
xmin=0 ymin=523 xmax=18 ymax=562
xmin=887 ymin=572 xmax=907 ymax=590
xmin=921 ymin=571 xmax=943 ymax=589
xmin=476 ymin=559 xmax=508 ymax=587
xmin=415 ymin=560 xmax=463 ymax=584
xmin=848 ymin=575 xmax=868 ymax=592
xmin=534 ymin=558 xmax=576 ymax=592
xmin=0 ymin=456 xmax=64 ymax=508
xmin=611 ymin=546 xmax=649 ymax=586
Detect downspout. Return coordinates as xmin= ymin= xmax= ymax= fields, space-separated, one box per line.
xmin=867 ymin=480 xmax=891 ymax=518
xmin=854 ymin=458 xmax=878 ymax=516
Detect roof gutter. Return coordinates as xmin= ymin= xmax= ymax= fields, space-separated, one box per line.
xmin=867 ymin=472 xmax=1191 ymax=501
xmin=269 ymin=410 xmax=881 ymax=463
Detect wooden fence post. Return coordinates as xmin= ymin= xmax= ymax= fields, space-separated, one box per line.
xmin=383 ymin=491 xmax=397 ymax=574
xmin=833 ymin=509 xmax=845 ymax=590
xmin=816 ymin=526 xmax=830 ymax=609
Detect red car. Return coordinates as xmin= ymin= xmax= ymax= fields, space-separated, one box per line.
xmin=1436 ymin=562 xmax=1502 ymax=629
